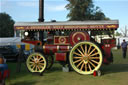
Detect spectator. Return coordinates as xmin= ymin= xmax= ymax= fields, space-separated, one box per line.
xmin=0 ymin=54 xmax=9 ymax=85
xmin=121 ymin=39 xmax=128 ymax=59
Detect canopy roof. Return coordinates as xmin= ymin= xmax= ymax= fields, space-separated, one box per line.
xmin=14 ymin=20 xmax=119 ymax=31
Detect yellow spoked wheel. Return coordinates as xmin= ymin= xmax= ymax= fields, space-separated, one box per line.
xmin=69 ymin=41 xmax=103 ymax=75
xmin=26 ymin=52 xmax=47 ymax=73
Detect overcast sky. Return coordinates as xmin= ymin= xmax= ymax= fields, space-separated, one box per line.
xmin=0 ymin=0 xmax=128 ymax=32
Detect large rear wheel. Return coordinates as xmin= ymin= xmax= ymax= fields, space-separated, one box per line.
xmin=26 ymin=52 xmax=47 ymax=74
xmin=69 ymin=41 xmax=103 ymax=75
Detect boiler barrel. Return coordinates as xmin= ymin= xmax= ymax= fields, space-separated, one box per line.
xmin=43 ymin=45 xmax=70 ymax=54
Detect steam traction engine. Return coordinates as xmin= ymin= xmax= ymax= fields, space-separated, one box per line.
xmin=14 ymin=20 xmax=119 ymax=75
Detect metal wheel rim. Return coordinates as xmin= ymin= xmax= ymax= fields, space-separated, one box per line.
xmin=26 ymin=53 xmax=47 ymax=73
xmin=69 ymin=41 xmax=103 ymax=75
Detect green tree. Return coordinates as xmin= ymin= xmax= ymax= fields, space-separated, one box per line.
xmin=0 ymin=12 xmax=15 ymax=37
xmin=115 ymin=31 xmax=122 ymax=36
xmin=66 ymin=0 xmax=109 ymax=20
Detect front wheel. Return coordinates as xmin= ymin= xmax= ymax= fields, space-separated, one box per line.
xmin=26 ymin=52 xmax=47 ymax=74
xmin=69 ymin=41 xmax=103 ymax=75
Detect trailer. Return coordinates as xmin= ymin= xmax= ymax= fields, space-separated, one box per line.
xmin=14 ymin=20 xmax=119 ymax=75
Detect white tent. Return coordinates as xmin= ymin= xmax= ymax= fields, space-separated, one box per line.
xmin=116 ymin=36 xmax=128 ymax=46
xmin=0 ymin=37 xmax=21 ymax=46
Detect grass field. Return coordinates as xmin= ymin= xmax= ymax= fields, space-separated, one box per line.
xmin=6 ymin=49 xmax=128 ymax=85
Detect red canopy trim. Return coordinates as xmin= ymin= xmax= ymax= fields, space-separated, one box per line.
xmin=14 ymin=24 xmax=118 ymax=31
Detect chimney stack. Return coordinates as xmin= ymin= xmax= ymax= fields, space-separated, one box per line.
xmin=38 ymin=0 xmax=44 ymax=22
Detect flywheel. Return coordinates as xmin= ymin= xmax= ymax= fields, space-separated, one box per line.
xmin=69 ymin=31 xmax=90 ymax=46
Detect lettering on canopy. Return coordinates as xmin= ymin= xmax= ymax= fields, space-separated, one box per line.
xmin=14 ymin=24 xmax=118 ymax=30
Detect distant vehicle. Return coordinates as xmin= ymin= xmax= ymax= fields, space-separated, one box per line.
xmin=0 ymin=45 xmax=19 ymax=61
xmin=0 ymin=37 xmax=34 ymax=61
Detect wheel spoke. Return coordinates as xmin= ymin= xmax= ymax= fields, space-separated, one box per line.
xmin=38 ymin=64 xmax=44 ymax=68
xmin=35 ymin=56 xmax=37 ymax=59
xmin=88 ymin=48 xmax=96 ymax=56
xmin=85 ymin=63 xmax=87 ymax=72
xmin=39 ymin=62 xmax=44 ymax=65
xmin=39 ymin=60 xmax=44 ymax=62
xmin=33 ymin=56 xmax=36 ymax=60
xmin=73 ymin=56 xmax=81 ymax=59
xmin=30 ymin=58 xmax=34 ymax=61
xmin=84 ymin=45 xmax=87 ymax=55
xmin=73 ymin=59 xmax=82 ymax=64
xmin=36 ymin=55 xmax=38 ymax=58
xmin=35 ymin=65 xmax=38 ymax=71
xmin=73 ymin=52 xmax=83 ymax=57
xmin=88 ymin=61 xmax=96 ymax=68
xmin=91 ymin=60 xmax=99 ymax=64
xmin=80 ymin=45 xmax=84 ymax=54
xmin=32 ymin=65 xmax=36 ymax=70
xmin=80 ymin=62 xmax=84 ymax=71
xmin=29 ymin=63 xmax=35 ymax=67
xmin=90 ymin=57 xmax=99 ymax=60
xmin=29 ymin=61 xmax=34 ymax=64
xmin=89 ymin=52 xmax=99 ymax=57
xmin=38 ymin=56 xmax=42 ymax=60
xmin=39 ymin=62 xmax=44 ymax=64
xmin=38 ymin=64 xmax=44 ymax=69
xmin=88 ymin=63 xmax=92 ymax=71
xmin=77 ymin=48 xmax=84 ymax=57
xmin=88 ymin=45 xmax=92 ymax=54
xmin=77 ymin=60 xmax=83 ymax=68
xmin=37 ymin=65 xmax=41 ymax=71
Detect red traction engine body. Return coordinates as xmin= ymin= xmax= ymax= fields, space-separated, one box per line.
xmin=14 ymin=20 xmax=119 ymax=75
xmin=43 ymin=31 xmax=90 ymax=61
